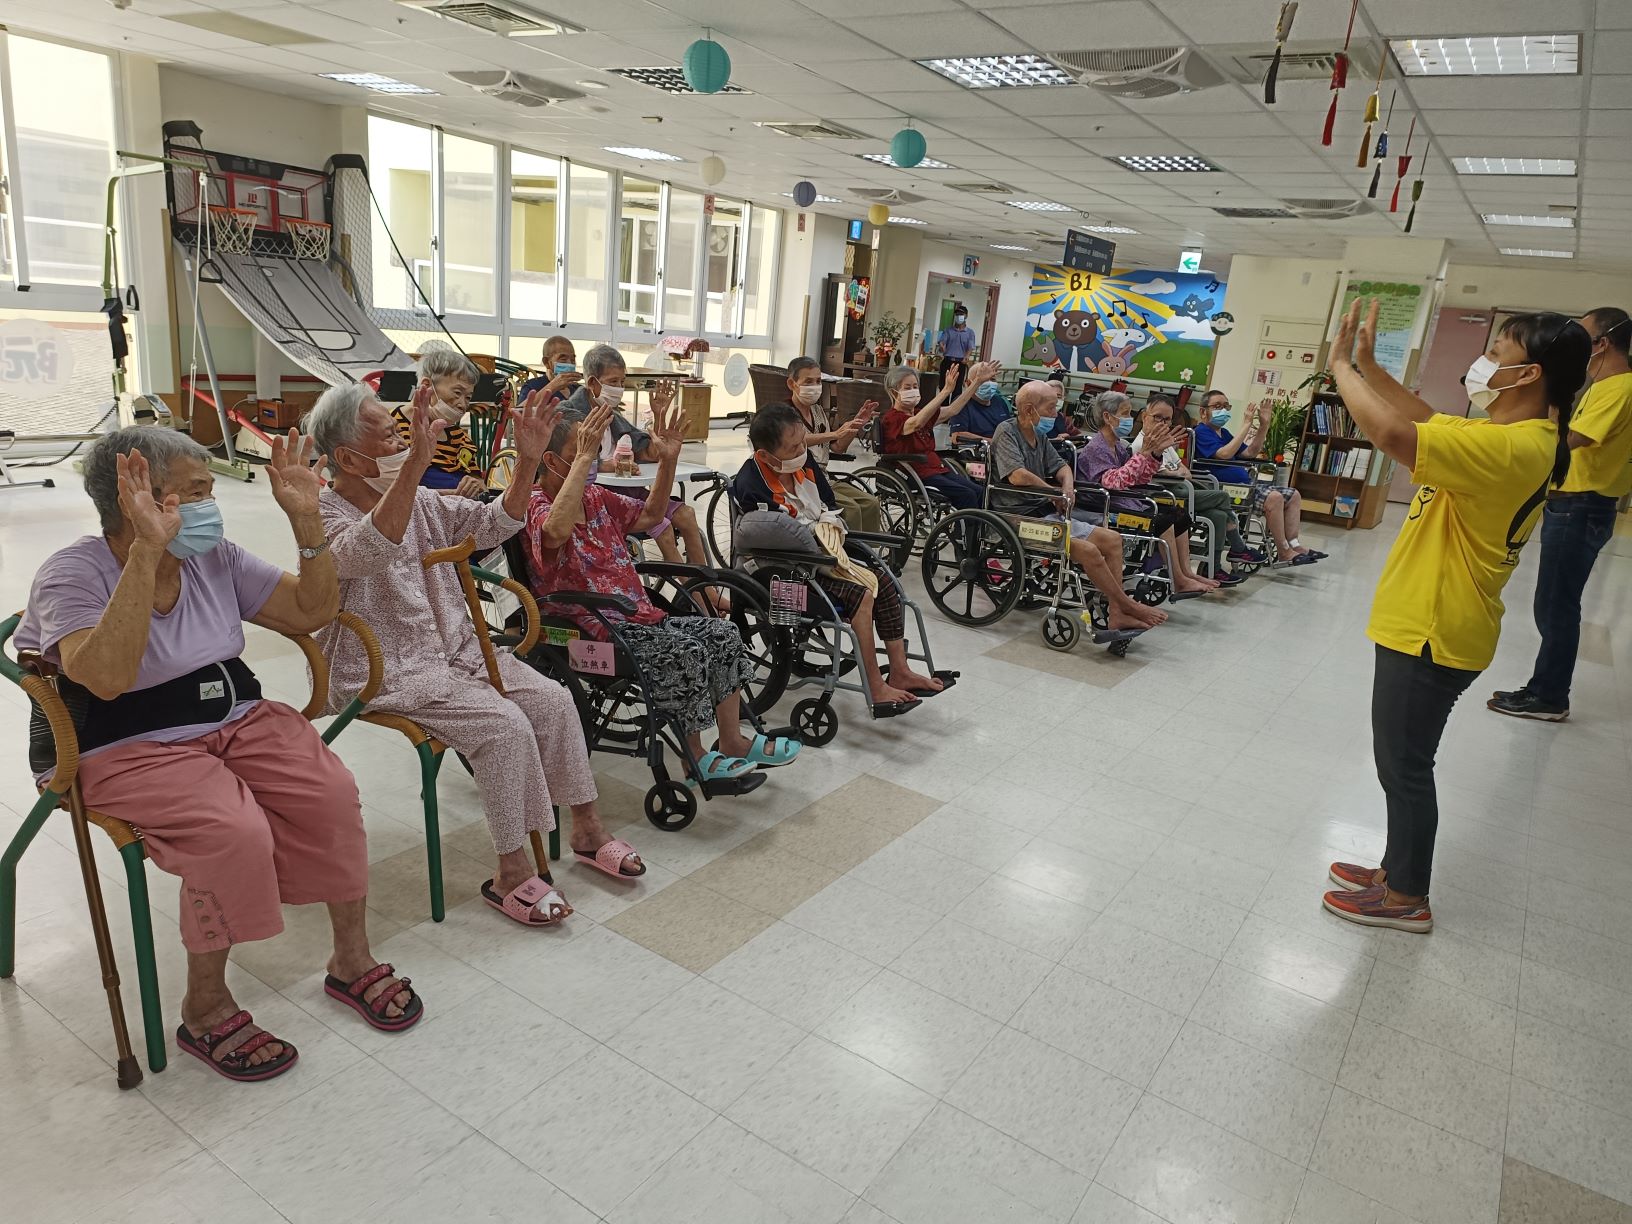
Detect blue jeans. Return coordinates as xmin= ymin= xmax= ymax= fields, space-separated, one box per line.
xmin=1524 ymin=493 xmax=1618 ymax=705
xmin=922 ymin=470 xmax=983 ymax=510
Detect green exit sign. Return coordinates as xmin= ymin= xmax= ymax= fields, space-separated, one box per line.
xmin=1178 ymin=250 xmax=1203 ymax=274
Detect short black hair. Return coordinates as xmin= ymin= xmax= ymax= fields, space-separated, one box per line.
xmin=1499 ymin=311 xmax=1592 ymax=485
xmin=1045 ymin=370 xmax=1066 ymax=384
xmin=787 ymin=356 xmax=820 ymax=379
xmin=1585 ymin=306 xmax=1631 ymax=356
xmin=1203 ymin=388 xmax=1227 ymax=405
xmin=749 ymin=403 xmax=803 ymax=453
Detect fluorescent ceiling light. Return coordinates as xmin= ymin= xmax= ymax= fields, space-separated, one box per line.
xmin=1006 ymin=200 xmax=1073 ymax=212
xmin=781 ymin=191 xmax=843 ymax=203
xmin=861 ymin=152 xmax=951 ymax=169
xmin=1081 ymin=224 xmax=1139 ymax=234
xmin=1500 ymin=247 xmax=1573 ymax=258
xmin=916 ymin=55 xmax=1074 ymax=89
xmin=1114 ymin=155 xmax=1219 ymax=172
xmin=608 ymin=67 xmax=749 ymax=95
xmin=1391 ymin=35 xmax=1579 ymax=76
xmin=318 ymin=73 xmax=437 ymax=95
xmin=888 ymin=216 xmax=927 ymax=226
xmin=603 ymin=146 xmax=682 ymax=162
xmin=1453 ymin=157 xmax=1576 ymax=176
xmin=1482 ymin=213 xmax=1574 ymax=228
xmin=990 ymin=243 xmax=1032 ymax=251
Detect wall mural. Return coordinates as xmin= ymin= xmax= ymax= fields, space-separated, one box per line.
xmin=1022 ymin=265 xmax=1231 ymax=387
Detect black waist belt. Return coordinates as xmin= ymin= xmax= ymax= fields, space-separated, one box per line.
xmin=28 ymin=657 xmax=261 ymax=776
xmin=1545 ymin=490 xmax=1617 ymax=504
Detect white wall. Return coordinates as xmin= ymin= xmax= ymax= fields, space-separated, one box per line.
xmin=772 ymin=211 xmax=846 ymax=364
xmin=1209 ymin=254 xmax=1344 ymax=410
xmin=1442 ymin=264 xmax=1630 ymax=314
xmin=912 ymin=241 xmax=1035 ymax=368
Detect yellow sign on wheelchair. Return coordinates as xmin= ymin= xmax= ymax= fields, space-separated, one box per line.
xmin=1222 ymin=484 xmax=1251 ymax=505
xmin=1113 ymin=513 xmax=1151 ymax=532
xmin=543 ymin=625 xmax=580 ymax=646
xmin=1016 ymin=519 xmax=1062 ymax=546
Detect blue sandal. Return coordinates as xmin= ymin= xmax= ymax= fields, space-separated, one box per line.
xmin=738 ymin=733 xmax=801 ymax=768
xmin=687 ymin=750 xmax=754 ymax=788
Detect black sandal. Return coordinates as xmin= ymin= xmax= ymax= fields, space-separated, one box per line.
xmin=175 ymin=1010 xmax=299 ymax=1082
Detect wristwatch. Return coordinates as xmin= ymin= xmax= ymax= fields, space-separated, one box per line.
xmin=297 ymin=541 xmax=329 ymax=561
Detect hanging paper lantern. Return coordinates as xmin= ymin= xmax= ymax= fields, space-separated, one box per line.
xmin=867 ymin=203 xmax=890 ymax=227
xmin=682 ymin=37 xmax=731 ymax=94
xmin=792 ymin=180 xmax=818 ymax=208
xmin=890 ymin=127 xmax=927 ymax=169
xmin=700 ymin=155 xmax=726 ymax=186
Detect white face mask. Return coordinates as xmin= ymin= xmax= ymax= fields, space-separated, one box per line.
xmin=898 ymin=388 xmax=921 ymax=407
xmin=596 ymin=383 xmax=625 ymax=409
xmin=795 ymin=383 xmax=822 ymax=405
xmin=430 ymin=397 xmax=465 ymax=424
xmin=776 ymin=452 xmax=807 ymax=474
xmin=356 ymin=447 xmax=410 ymax=495
xmin=1464 ymin=355 xmax=1530 ymax=412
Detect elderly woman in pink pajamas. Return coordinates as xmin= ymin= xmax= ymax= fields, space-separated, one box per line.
xmin=15 ymin=427 xmax=418 ymax=1084
xmin=305 ymin=381 xmax=645 ymax=928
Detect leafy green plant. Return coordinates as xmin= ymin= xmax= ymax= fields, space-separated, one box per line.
xmin=1264 ymin=396 xmax=1308 ymax=462
xmin=869 ymin=310 xmax=908 ymax=350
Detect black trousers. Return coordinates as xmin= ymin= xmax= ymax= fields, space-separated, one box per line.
xmin=1525 ymin=492 xmax=1618 ymax=705
xmin=1372 ymin=644 xmax=1479 ymax=897
xmin=939 ymin=355 xmax=968 ymax=399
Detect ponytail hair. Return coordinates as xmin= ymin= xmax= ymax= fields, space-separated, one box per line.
xmin=1497 ymin=312 xmax=1592 ymax=485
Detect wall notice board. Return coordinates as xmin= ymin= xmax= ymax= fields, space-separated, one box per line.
xmin=1332 ymin=276 xmax=1436 ymax=383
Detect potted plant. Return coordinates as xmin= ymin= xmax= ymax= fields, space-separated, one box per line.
xmin=1262 ymin=393 xmax=1308 ymax=484
xmin=869 ymin=310 xmax=907 ymax=367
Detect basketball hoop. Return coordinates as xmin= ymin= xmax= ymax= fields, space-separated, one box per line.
xmin=206 ymin=206 xmax=257 ymax=255
xmin=285 ymin=218 xmax=332 ymax=262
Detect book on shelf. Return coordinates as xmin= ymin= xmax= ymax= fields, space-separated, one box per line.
xmin=1333 ymin=495 xmax=1359 ymax=519
xmin=1298 ymin=442 xmax=1318 ymax=471
xmin=1344 ymin=447 xmax=1368 ymax=478
xmin=1326 ymin=450 xmax=1346 ymax=475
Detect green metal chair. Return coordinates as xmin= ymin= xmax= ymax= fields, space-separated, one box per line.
xmin=0 ymin=612 xmax=381 ymax=1086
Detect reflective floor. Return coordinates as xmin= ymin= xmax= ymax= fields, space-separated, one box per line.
xmin=3 ymin=435 xmax=1631 ymax=1223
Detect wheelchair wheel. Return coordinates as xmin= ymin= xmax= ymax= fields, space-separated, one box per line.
xmin=1133 ymin=575 xmax=1168 ymax=606
xmin=703 ymin=482 xmax=735 ymax=568
xmin=1041 ymin=610 xmax=1080 ymax=652
xmin=790 ymin=697 xmax=838 ymax=747
xmin=644 ymin=780 xmax=697 ymax=831
xmin=673 ymin=576 xmax=792 ymax=716
xmin=919 ymin=509 xmax=1024 ymax=627
xmin=864 ymin=466 xmax=918 ymax=555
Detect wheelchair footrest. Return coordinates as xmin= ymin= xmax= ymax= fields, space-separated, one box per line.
xmin=702 ymin=772 xmax=767 ymax=797
xmin=1090 ymin=627 xmax=1145 ymax=646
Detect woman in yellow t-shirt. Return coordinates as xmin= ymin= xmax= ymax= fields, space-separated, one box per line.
xmin=1321 ymin=301 xmax=1590 ymax=933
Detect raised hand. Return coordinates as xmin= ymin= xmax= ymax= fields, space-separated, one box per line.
xmin=267 ymin=429 xmax=325 ymax=519
xmin=967 ymin=359 xmax=1001 ymax=386
xmin=1333 ymin=299 xmax=1363 ymax=369
xmin=1355 ymin=298 xmax=1380 ymax=365
xmin=543 ymin=368 xmax=582 ymax=400
xmin=511 ymin=388 xmax=562 ymax=461
xmin=117 ymin=448 xmax=182 ymax=551
xmin=648 ymin=378 xmax=677 ymax=418
xmin=574 ymin=403 xmax=613 ymax=463
xmin=645 ymin=394 xmax=685 ymax=463
xmin=408 ymin=396 xmax=448 ymax=470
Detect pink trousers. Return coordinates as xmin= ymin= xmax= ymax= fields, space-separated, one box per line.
xmin=76 ymin=701 xmax=368 ymax=954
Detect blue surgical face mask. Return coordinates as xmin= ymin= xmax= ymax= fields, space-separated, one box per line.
xmin=168 ymin=498 xmax=224 ymax=559
xmin=553 ymin=362 xmax=576 ymax=375
xmin=1032 ymin=413 xmax=1055 ymax=437
xmin=1114 ymin=416 xmax=1135 ymax=440
xmin=1210 ymin=408 xmax=1231 ymax=427
xmin=976 ymin=381 xmax=1000 ymax=403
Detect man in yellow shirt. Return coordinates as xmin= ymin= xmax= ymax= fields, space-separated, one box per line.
xmin=1489 ymin=306 xmax=1632 ymax=721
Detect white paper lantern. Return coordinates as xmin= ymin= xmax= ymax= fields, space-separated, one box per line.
xmin=700 ymin=155 xmax=726 ymax=186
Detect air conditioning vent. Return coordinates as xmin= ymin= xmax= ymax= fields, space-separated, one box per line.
xmin=1282 ymin=197 xmax=1369 ymax=219
xmin=1213 ymin=206 xmax=1297 ymax=219
xmin=1052 ymin=47 xmax=1227 ymax=98
xmin=609 ymin=66 xmax=749 ymax=95
xmin=402 ymin=2 xmax=583 ymax=37
xmin=1215 ymin=42 xmax=1380 ymax=85
xmin=448 ymin=70 xmax=584 ymax=108
xmin=850 ymin=187 xmax=927 ymax=204
xmin=755 ymin=120 xmax=868 ymax=140
xmin=945 ymin=181 xmax=1013 ymax=194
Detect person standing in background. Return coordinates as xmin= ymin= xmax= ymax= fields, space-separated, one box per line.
xmin=1489 ymin=306 xmax=1632 ymax=722
xmin=936 ymin=306 xmax=978 ymax=400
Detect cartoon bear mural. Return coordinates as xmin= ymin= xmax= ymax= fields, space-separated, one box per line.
xmin=1051 ymin=310 xmax=1100 ymax=372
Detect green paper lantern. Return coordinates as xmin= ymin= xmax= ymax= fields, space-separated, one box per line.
xmin=683 ymin=38 xmax=731 ymax=94
xmin=890 ymin=127 xmax=927 ymax=169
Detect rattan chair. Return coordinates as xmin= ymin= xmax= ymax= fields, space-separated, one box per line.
xmin=748 ymin=363 xmax=790 ymax=413
xmin=0 ymin=612 xmax=382 ymax=1087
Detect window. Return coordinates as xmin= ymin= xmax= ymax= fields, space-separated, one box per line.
xmin=664 ymin=188 xmax=703 ymax=333
xmin=366 ymin=116 xmax=434 ymax=313
xmin=509 ymin=150 xmax=558 ymax=324
xmin=442 ymin=134 xmax=497 ymax=317
xmin=0 ymin=34 xmax=118 ymax=289
xmin=618 ymin=176 xmax=660 ymax=328
xmin=566 ymin=162 xmax=610 ymax=325
xmin=742 ymin=204 xmax=780 ymax=338
xmin=704 ymin=198 xmax=744 ymax=334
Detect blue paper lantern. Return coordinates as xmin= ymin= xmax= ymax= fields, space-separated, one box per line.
xmin=890 ymin=127 xmax=927 ymax=169
xmin=682 ymin=38 xmax=731 ymax=94
xmin=792 ymin=180 xmax=818 ymax=208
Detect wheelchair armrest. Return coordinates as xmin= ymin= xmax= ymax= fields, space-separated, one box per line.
xmin=736 ymin=546 xmax=836 ymax=570
xmin=683 ymin=469 xmax=725 ymax=484
xmin=827 ymin=451 xmax=857 ymax=463
xmin=635 ymin=560 xmax=728 ymax=583
xmin=546 ymin=589 xmax=640 ymax=614
xmin=845 ymin=529 xmax=909 ymax=551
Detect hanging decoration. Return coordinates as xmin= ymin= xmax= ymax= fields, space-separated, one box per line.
xmin=890 ymin=124 xmax=927 ymax=169
xmin=1357 ymin=53 xmax=1385 ymax=168
xmin=792 ymin=180 xmax=818 ymax=208
xmin=867 ymin=203 xmax=890 ymax=228
xmin=700 ymin=155 xmax=726 ymax=186
xmin=1390 ymin=115 xmax=1417 ymax=213
xmin=1264 ymin=1 xmax=1298 ymax=103
xmin=1404 ymin=146 xmax=1427 ymax=233
xmin=1367 ymin=90 xmax=1396 ymax=198
xmin=682 ymin=31 xmax=731 ymax=94
xmin=1322 ymin=0 xmax=1361 ymax=146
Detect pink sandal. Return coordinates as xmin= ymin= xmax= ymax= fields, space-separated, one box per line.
xmin=573 ymin=838 xmax=646 ymax=879
xmin=481 ymin=875 xmax=572 ymax=926
xmin=323 ymin=963 xmax=423 ymax=1032
xmin=175 ymin=1010 xmax=299 ymax=1081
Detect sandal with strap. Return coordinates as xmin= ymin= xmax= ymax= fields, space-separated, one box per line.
xmin=481 ymin=875 xmax=572 ymax=927
xmin=175 ymin=1010 xmax=299 ymax=1082
xmin=323 ymin=963 xmax=424 ymax=1032
xmin=573 ymin=838 xmax=647 ymax=879
xmin=734 ymin=733 xmax=801 ymax=768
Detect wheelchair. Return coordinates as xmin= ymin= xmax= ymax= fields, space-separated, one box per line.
xmin=1187 ymin=432 xmax=1279 ymax=571
xmin=470 ymin=528 xmax=797 ymax=835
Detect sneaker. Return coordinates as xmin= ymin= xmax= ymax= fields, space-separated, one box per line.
xmin=1322 ymin=886 xmax=1433 ymax=933
xmin=1486 ymin=690 xmax=1569 ymax=721
xmin=1215 ymin=570 xmax=1246 ymax=588
xmin=1228 ymin=546 xmax=1266 ymax=564
xmin=1328 ymin=862 xmax=1380 ymax=891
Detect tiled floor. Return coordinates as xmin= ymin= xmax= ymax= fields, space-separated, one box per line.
xmin=4 ymin=435 xmax=1632 ymax=1223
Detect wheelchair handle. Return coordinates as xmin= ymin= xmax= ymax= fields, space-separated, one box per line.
xmin=545 ymin=589 xmax=639 ymax=615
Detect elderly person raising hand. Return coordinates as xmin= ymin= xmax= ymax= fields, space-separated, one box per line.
xmin=879 ymin=360 xmax=1001 ymax=510
xmin=15 ymin=427 xmax=418 ymax=1083
xmin=307 ymin=381 xmax=645 ymax=929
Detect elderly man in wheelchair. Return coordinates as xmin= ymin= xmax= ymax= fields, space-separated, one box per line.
xmin=989 ymin=382 xmax=1169 ymax=634
xmin=520 ymin=395 xmax=801 ymax=789
xmin=307 ymin=381 xmax=643 ymax=931
xmin=12 ymin=427 xmax=418 ymax=1082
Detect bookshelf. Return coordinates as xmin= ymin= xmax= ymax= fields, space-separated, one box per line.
xmin=1290 ymin=391 xmax=1395 ymax=529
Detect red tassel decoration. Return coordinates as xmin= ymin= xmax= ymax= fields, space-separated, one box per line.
xmin=1390 ymin=180 xmax=1402 ymax=212
xmin=1330 ymin=50 xmax=1350 ymax=90
xmin=1321 ymin=1 xmax=1360 ymax=145
xmin=1323 ymin=91 xmax=1340 ymax=145
xmin=1390 ymin=115 xmax=1417 ymax=212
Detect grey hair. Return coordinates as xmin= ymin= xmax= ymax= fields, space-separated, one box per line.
xmin=582 ymin=343 xmax=626 ymax=381
xmin=884 ymin=365 xmax=917 ymax=395
xmin=302 ymin=382 xmax=376 ymax=474
xmin=1090 ymin=390 xmax=1133 ymax=429
xmin=83 ymin=427 xmax=212 ymax=534
xmin=416 ymin=348 xmax=479 ymax=384
xmin=544 ymin=417 xmax=575 ymax=455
